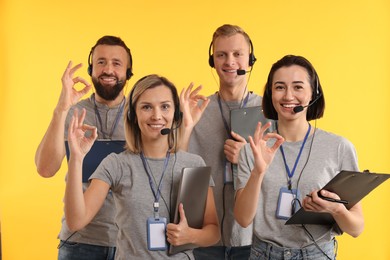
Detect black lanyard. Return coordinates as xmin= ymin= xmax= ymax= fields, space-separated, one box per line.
xmin=140 ymin=152 xmax=170 ymax=219
xmin=92 ymin=94 xmax=125 ymax=139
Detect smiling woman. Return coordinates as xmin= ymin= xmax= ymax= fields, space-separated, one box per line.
xmin=64 ymin=74 xmax=220 ymax=259
xmin=234 ymin=55 xmax=364 ymax=260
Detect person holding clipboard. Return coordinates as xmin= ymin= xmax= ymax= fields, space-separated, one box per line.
xmin=234 ymin=55 xmax=364 ymax=260
xmin=64 ymin=75 xmax=220 ymax=259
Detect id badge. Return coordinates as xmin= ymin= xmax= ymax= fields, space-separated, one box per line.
xmin=147 ymin=217 xmax=167 ymax=251
xmin=224 ymin=160 xmax=233 ymax=184
xmin=276 ymin=187 xmax=300 ymax=220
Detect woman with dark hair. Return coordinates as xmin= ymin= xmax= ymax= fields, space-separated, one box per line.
xmin=64 ymin=74 xmax=220 ymax=259
xmin=234 ymin=55 xmax=364 ymax=259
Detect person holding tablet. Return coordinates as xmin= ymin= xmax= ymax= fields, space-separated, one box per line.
xmin=64 ymin=75 xmax=220 ymax=259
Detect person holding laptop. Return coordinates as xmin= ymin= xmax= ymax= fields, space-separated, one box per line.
xmin=64 ymin=74 xmax=220 ymax=259
xmin=35 ymin=35 xmax=132 ymax=259
xmin=234 ymin=55 xmax=364 ymax=259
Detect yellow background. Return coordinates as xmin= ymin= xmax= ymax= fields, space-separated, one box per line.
xmin=1 ymin=0 xmax=389 ymax=259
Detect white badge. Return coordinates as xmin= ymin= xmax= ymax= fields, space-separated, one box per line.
xmin=276 ymin=187 xmax=300 ymax=220
xmin=147 ymin=217 xmax=167 ymax=251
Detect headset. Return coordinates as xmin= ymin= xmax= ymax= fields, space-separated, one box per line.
xmin=208 ymin=38 xmax=257 ymax=68
xmin=87 ymin=47 xmax=133 ymax=80
xmin=127 ymin=76 xmax=182 ymax=126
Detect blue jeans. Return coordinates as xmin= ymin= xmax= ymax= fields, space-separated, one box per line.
xmin=58 ymin=241 xmax=116 ymax=260
xmin=250 ymin=236 xmax=335 ymax=260
xmin=193 ymin=245 xmax=251 ymax=260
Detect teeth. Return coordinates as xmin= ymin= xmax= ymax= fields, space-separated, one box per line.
xmin=283 ymin=104 xmax=296 ymax=108
xmin=149 ymin=124 xmax=163 ymax=129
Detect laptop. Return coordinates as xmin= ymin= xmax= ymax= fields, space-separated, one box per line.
xmin=168 ymin=166 xmax=212 ymax=255
xmin=230 ymin=106 xmax=270 ymax=142
xmin=65 ymin=140 xmax=126 ymax=182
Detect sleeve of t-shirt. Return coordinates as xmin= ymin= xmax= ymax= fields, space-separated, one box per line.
xmin=235 ymin=144 xmax=254 ymax=191
xmin=89 ymin=153 xmax=119 ymax=187
xmin=338 ymin=136 xmax=359 ymax=172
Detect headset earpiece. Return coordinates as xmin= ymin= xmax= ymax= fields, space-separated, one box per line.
xmin=312 ymin=72 xmax=320 ymax=99
xmin=126 ymin=68 xmax=133 ymax=80
xmin=87 ymin=50 xmax=93 ymax=76
xmin=208 ymin=42 xmax=215 ymax=68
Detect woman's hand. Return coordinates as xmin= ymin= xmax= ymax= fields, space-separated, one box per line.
xmin=166 ymin=203 xmax=192 ymax=246
xmin=67 ymin=108 xmax=97 ymax=159
xmin=249 ymin=122 xmax=284 ymax=177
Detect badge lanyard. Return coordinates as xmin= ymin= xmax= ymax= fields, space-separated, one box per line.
xmin=140 ymin=151 xmax=170 ymax=219
xmin=279 ymin=123 xmax=311 ymax=190
xmin=92 ymin=94 xmax=125 ymax=139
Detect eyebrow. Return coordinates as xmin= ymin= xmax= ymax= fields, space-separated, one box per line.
xmin=138 ymin=100 xmax=173 ymax=105
xmin=274 ymin=80 xmax=305 ymax=85
xmin=96 ymin=57 xmax=124 ymax=63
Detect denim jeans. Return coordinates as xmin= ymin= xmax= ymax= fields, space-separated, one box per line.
xmin=193 ymin=245 xmax=251 ymax=260
xmin=58 ymin=241 xmax=116 ymax=260
xmin=249 ymin=236 xmax=335 ymax=260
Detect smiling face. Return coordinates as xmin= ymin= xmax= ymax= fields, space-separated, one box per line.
xmin=91 ymin=44 xmax=129 ymax=100
xmin=271 ymin=65 xmax=313 ymax=121
xmin=212 ymin=33 xmax=250 ymax=88
xmin=135 ymin=85 xmax=175 ymax=143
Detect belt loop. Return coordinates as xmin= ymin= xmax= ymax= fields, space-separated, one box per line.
xmin=301 ymin=246 xmax=307 ymax=260
xmin=266 ymin=242 xmax=272 ymax=258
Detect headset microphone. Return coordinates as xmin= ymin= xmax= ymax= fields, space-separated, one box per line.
xmin=293 ymin=92 xmax=322 ymax=113
xmin=293 ymin=105 xmax=306 ymax=113
xmin=160 ymin=111 xmax=183 ymax=135
xmin=160 ymin=128 xmax=171 ymax=135
xmin=237 ymin=69 xmax=250 ymax=75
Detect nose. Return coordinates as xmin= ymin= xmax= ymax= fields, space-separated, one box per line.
xmin=224 ymin=53 xmax=236 ymax=66
xmin=151 ymin=108 xmax=162 ymax=120
xmin=283 ymin=87 xmax=294 ymax=100
xmin=103 ymin=63 xmax=114 ymax=74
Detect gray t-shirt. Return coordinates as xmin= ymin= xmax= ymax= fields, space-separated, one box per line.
xmin=189 ymin=92 xmax=272 ymax=247
xmin=236 ymin=128 xmax=359 ymax=248
xmin=91 ymin=150 xmax=212 ymax=260
xmin=59 ymin=94 xmax=126 ymax=246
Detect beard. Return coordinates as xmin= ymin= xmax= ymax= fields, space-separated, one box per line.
xmin=92 ymin=74 xmax=126 ymax=101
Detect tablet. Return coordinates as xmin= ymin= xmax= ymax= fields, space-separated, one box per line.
xmin=168 ymin=166 xmax=212 ymax=255
xmin=65 ymin=140 xmax=126 ymax=182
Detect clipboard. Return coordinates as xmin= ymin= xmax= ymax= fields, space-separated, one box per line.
xmin=168 ymin=166 xmax=211 ymax=255
xmin=230 ymin=106 xmax=269 ymax=142
xmin=65 ymin=140 xmax=126 ymax=182
xmin=285 ymin=170 xmax=390 ymax=225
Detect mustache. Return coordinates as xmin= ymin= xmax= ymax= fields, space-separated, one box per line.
xmin=98 ymin=73 xmax=118 ymax=79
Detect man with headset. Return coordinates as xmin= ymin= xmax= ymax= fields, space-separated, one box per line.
xmin=35 ymin=35 xmax=133 ymax=260
xmin=180 ymin=24 xmax=272 ymax=259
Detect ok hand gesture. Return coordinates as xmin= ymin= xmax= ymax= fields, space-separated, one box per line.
xmin=57 ymin=61 xmax=92 ymax=112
